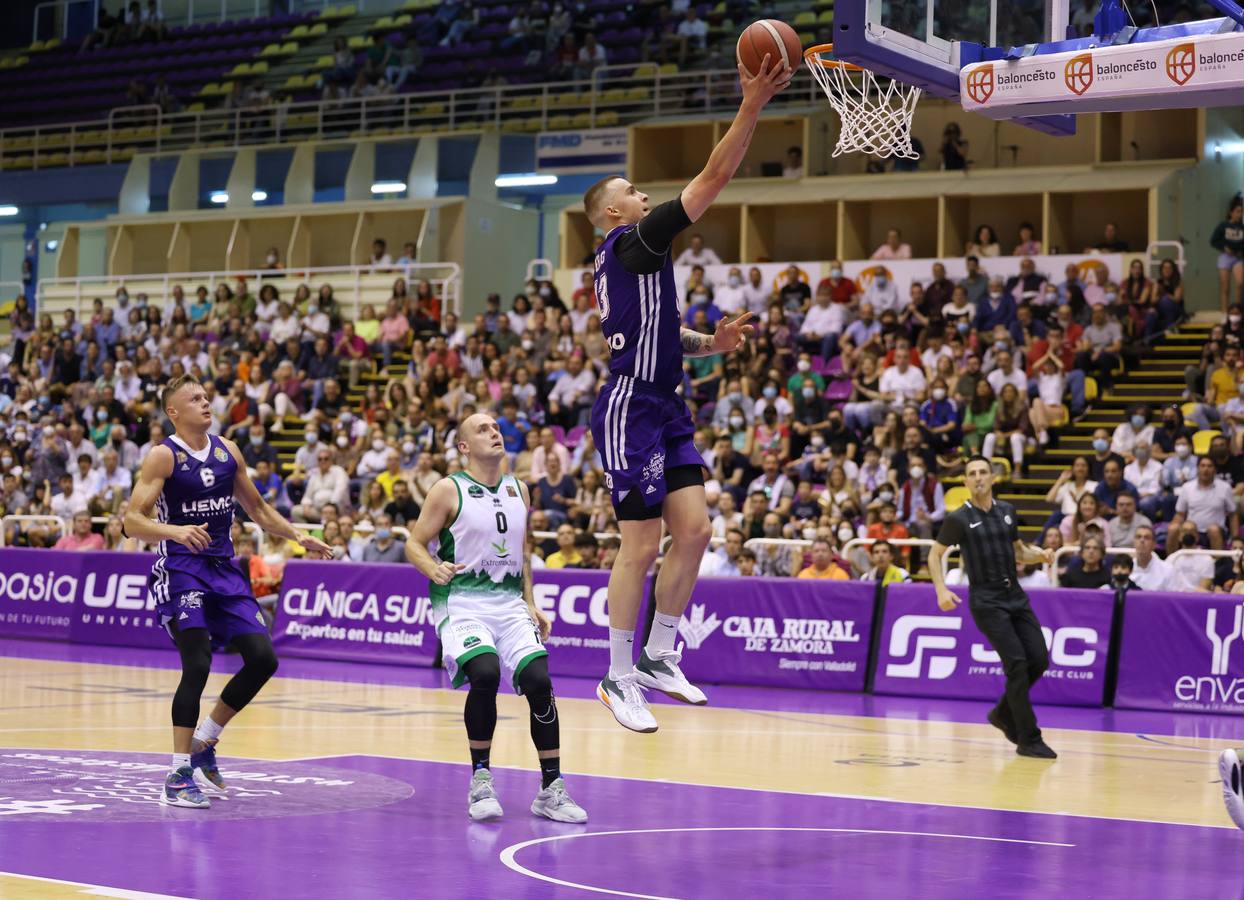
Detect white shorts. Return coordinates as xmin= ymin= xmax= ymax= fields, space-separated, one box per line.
xmin=436 ymin=595 xmax=547 ymax=692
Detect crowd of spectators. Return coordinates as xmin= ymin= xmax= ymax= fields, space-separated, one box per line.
xmin=6 ymin=209 xmax=1244 ymax=597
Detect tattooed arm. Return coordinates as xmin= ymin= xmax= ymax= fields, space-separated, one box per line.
xmin=682 ymin=311 xmax=757 ymax=358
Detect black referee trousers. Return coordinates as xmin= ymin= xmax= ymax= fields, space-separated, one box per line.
xmin=969 ymin=593 xmax=1048 ymax=745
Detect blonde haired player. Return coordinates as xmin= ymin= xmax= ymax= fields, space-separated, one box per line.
xmin=405 ymin=413 xmax=586 ymax=823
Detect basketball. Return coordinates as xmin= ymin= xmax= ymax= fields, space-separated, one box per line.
xmin=736 ymin=19 xmax=803 ymax=77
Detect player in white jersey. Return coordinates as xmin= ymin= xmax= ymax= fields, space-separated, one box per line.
xmin=405 ymin=413 xmax=587 ymax=823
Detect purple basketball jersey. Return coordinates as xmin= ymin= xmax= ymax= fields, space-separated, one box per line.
xmin=594 ymin=224 xmax=683 ymax=391
xmin=157 ymin=434 xmax=237 ymax=558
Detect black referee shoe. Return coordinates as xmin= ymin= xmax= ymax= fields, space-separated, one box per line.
xmin=1016 ymin=740 xmax=1058 ymax=759
xmin=987 ymin=709 xmax=1017 ymax=745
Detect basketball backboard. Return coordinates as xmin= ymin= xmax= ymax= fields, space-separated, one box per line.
xmin=832 ymin=0 xmax=1244 ymax=136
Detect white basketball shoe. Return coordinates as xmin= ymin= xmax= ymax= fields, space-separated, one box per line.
xmin=597 ymin=672 xmax=658 ymax=733
xmin=531 ymin=778 xmax=588 ymax=823
xmin=634 ymin=644 xmax=707 ymax=706
xmin=467 ymin=768 xmax=503 ymax=821
xmin=1219 ymin=748 xmax=1244 ymax=830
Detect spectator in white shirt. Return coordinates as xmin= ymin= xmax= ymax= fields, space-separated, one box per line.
xmin=96 ymin=448 xmax=133 ymax=511
xmin=798 ymin=284 xmax=848 ymax=360
xmin=782 ymin=146 xmax=804 ymax=179
xmin=301 ymin=302 xmax=331 ymax=345
xmin=714 ymin=267 xmax=748 ymax=315
xmin=1129 ymin=525 xmax=1182 ymax=590
xmin=50 ymin=472 xmax=89 ymax=519
xmin=547 ymin=353 xmax=597 ymax=428
xmin=65 ymin=422 xmax=97 ymax=465
xmin=674 ymin=233 xmax=722 ymax=267
xmin=293 ymin=449 xmax=351 ymax=522
xmin=1169 ymin=520 xmax=1215 ymax=591
xmin=356 ymin=435 xmax=393 ymax=480
xmin=254 ymin=285 xmax=280 ymax=327
xmin=1171 ymin=456 xmax=1238 ymax=549
xmin=861 ymin=271 xmax=902 ymax=315
xmin=672 ymin=7 xmax=708 ymax=65
xmin=1123 ymin=442 xmax=1163 ymax=516
xmin=114 ymin=361 xmax=142 ymax=405
xmin=710 ymin=492 xmax=742 ymax=539
xmin=1111 ymin=406 xmax=1156 ymax=459
xmin=986 ymin=349 xmax=1028 ymax=398
xmin=741 ymin=266 xmax=771 ymax=315
xmin=871 ymin=228 xmax=913 ymax=260
xmin=879 ymin=350 xmax=927 ymax=410
xmin=369 ymin=238 xmax=393 ymax=269
xmin=269 ymin=302 xmax=301 ymax=345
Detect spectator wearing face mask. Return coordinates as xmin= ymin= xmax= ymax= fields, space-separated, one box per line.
xmin=898 ymin=460 xmax=945 ymax=542
xmin=799 ymin=284 xmax=848 ymax=361
xmin=1088 ymin=427 xmax=1126 ymax=480
xmin=861 ymin=270 xmax=902 ymax=315
xmin=714 ymin=267 xmax=748 ymax=315
xmin=362 ymin=515 xmax=406 ymax=563
xmin=918 ymin=378 xmax=959 ymax=453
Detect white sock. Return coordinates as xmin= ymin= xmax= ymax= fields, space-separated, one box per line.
xmin=172 ymin=753 xmax=191 ymax=772
xmin=193 ymin=716 xmax=224 ymax=745
xmin=608 ymin=627 xmax=635 ymax=679
xmin=646 ymin=612 xmax=681 ymax=655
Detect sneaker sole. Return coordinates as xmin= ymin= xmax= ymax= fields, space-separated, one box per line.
xmin=1219 ymin=749 xmax=1244 ymax=830
xmin=193 ymin=768 xmax=228 ymax=796
xmin=531 ymin=801 xmax=588 ymax=824
xmin=633 ymin=669 xmax=708 ymax=706
xmin=468 ymin=802 xmax=503 ymax=822
xmin=596 ymin=683 xmax=659 ymax=733
xmin=160 ymin=792 xmax=210 ymax=809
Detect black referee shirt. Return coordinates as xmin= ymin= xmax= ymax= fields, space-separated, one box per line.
xmin=937 ymin=498 xmax=1022 ymax=604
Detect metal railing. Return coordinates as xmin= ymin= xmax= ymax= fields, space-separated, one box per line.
xmin=36 ymin=262 xmax=461 ymax=326
xmin=0 ymin=515 xmax=67 ymax=547
xmin=1049 ymin=545 xmax=1240 ymax=587
xmin=31 ymin=0 xmax=316 ymax=42
xmin=1145 ymin=240 xmax=1186 ymax=276
xmin=0 ymin=65 xmax=823 ymax=169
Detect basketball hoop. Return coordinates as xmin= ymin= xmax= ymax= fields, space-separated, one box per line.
xmin=804 ymin=43 xmax=922 ymax=160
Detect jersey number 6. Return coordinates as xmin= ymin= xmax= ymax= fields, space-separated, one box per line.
xmin=199 ymin=468 xmax=215 ymax=488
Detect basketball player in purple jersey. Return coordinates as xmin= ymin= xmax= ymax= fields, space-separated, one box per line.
xmin=582 ymin=55 xmax=790 ymax=732
xmin=125 ymin=375 xmax=331 ymax=807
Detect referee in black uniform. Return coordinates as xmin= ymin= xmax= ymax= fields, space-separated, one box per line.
xmin=930 ymin=455 xmax=1058 ymax=759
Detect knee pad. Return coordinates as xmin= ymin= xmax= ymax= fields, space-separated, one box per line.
xmin=465 ymin=654 xmax=502 ymax=694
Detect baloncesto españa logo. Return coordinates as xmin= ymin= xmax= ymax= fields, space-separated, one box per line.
xmin=1164 ymin=43 xmax=1196 ymax=85
xmin=1064 ymin=53 xmax=1094 ymax=96
xmin=964 ymin=64 xmax=994 ymax=104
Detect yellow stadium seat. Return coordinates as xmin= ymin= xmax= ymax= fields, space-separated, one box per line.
xmin=339 ymin=4 xmax=358 ymax=15
xmin=43 ymin=38 xmax=60 ymax=50
xmin=318 ymin=4 xmax=338 ymax=17
xmin=1085 ymin=377 xmax=1098 ymax=402
xmin=288 ymin=24 xmax=309 ymax=38
xmin=571 ymin=112 xmax=592 ymax=128
xmin=186 ymin=102 xmax=205 ymax=112
xmin=370 ymin=16 xmax=395 ymax=31
xmin=1180 ymin=401 xmax=1197 ymax=419
xmin=29 ymin=39 xmax=45 ymax=51
xmin=228 ymin=62 xmax=251 ymax=77
xmin=798 ymin=31 xmax=815 ymax=44
xmin=632 ymin=63 xmax=657 ymax=78
xmin=793 ymin=11 xmax=817 ymax=25
xmin=260 ymin=43 xmax=283 ymax=57
xmin=597 ymin=111 xmax=620 ymax=126
xmin=624 ymin=86 xmax=650 ymax=102
xmin=313 ymin=54 xmax=335 ymax=69
xmin=1193 ymin=430 xmax=1221 ymax=455
xmin=348 ymin=35 xmax=368 ymax=49
xmin=394 ymin=14 xmax=412 ymax=26
xmin=658 ymin=63 xmax=679 ymax=76
xmin=547 ymin=114 xmax=572 ymax=129
xmin=280 ymin=41 xmax=298 ymax=54
xmin=308 ymin=22 xmax=328 ymax=36
xmin=944 ymin=486 xmax=970 ymax=512
xmin=600 ymin=88 xmax=625 ymax=103
xmin=817 ymin=9 xmax=834 ymax=23
xmin=251 ymin=61 xmax=269 ymax=74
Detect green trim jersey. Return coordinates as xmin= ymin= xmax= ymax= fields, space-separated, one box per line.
xmin=430 ymin=471 xmax=528 ymax=615
xmin=429 ymin=471 xmax=547 ymax=692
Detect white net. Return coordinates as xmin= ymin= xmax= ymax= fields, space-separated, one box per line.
xmin=807 ymin=49 xmax=922 ymax=160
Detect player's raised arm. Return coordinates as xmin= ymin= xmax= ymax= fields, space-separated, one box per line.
xmin=405 ymin=478 xmax=466 ymax=585
xmin=124 ymin=445 xmax=209 ymax=552
xmin=680 ymin=55 xmax=791 ymax=223
xmin=222 ymin=438 xmax=331 ymax=559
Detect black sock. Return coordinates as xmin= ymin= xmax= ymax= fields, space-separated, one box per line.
xmin=470 ymin=747 xmax=490 ymax=771
xmin=539 ymin=756 xmax=561 ymax=789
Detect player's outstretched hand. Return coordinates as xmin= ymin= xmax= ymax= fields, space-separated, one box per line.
xmin=173 ymin=522 xmax=211 ymax=553
xmin=712 ymin=311 xmax=756 ymax=354
xmin=430 ymin=560 xmax=467 ymax=585
xmin=297 ymin=533 xmax=334 ymax=560
xmin=738 ymin=53 xmax=792 ymax=105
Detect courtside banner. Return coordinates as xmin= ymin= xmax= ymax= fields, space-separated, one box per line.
xmin=673 ymin=578 xmax=876 ymax=691
xmin=1115 ymin=592 xmax=1244 ymax=715
xmin=0 ymin=549 xmax=168 ymax=649
xmin=872 ymin=584 xmax=1113 ymax=706
xmin=273 ymin=559 xmax=439 ymax=666
xmin=536 ymin=128 xmax=628 ymax=175
xmin=532 ymin=568 xmax=617 ymax=678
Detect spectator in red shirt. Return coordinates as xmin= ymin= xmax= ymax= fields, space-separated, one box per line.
xmin=572 ymin=271 xmax=595 ymax=307
xmin=816 ymin=260 xmax=859 ymax=307
xmin=54 ymin=511 xmax=105 ymax=551
xmin=1026 ymin=323 xmax=1086 ymax=419
xmin=334 ymin=321 xmax=372 ymax=389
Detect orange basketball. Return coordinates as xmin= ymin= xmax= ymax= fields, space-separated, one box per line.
xmin=736 ymin=19 xmax=803 ymax=78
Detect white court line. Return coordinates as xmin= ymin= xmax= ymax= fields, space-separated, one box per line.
xmin=0 ymin=870 xmax=191 ymax=899
xmin=498 ymin=827 xmax=1075 ymax=900
xmin=301 ymin=753 xmax=1237 ymax=831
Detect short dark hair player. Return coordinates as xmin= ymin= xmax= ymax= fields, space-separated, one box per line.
xmin=929 ymin=455 xmax=1058 ymax=759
